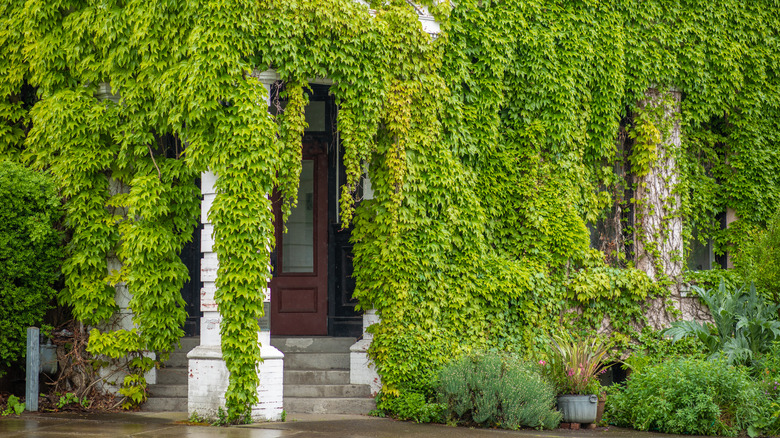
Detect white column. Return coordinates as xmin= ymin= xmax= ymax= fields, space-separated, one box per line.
xmin=188 ymin=69 xmax=284 ymax=421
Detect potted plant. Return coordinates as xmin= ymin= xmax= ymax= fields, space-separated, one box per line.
xmin=539 ymin=333 xmax=610 ymax=424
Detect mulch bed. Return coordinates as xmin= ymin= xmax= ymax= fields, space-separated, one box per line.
xmin=1 ymin=388 xmax=122 ymax=414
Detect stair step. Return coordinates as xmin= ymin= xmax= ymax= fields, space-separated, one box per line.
xmin=142 ymin=396 xmax=187 ymax=412
xmin=284 ymin=370 xmax=350 ymax=385
xmin=166 ymin=337 xmax=200 ymax=356
xmin=156 ymin=368 xmax=188 ymax=385
xmin=283 ymin=352 xmax=349 ymax=370
xmin=157 ymin=337 xmax=199 ymax=367
xmin=164 ymin=352 xmax=190 ymax=368
xmin=148 ymin=384 xmax=187 ymax=398
xmin=271 ymin=337 xmax=355 ymax=353
xmin=284 ymin=397 xmax=376 ymax=415
xmin=176 ymin=336 xmax=201 ymax=351
xmin=284 ymin=384 xmax=371 ymax=398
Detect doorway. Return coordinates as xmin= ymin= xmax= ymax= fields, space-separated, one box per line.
xmin=269 ymin=83 xmax=361 ymax=337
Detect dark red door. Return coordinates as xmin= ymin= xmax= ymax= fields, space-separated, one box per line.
xmin=270 ymin=140 xmax=328 ymax=335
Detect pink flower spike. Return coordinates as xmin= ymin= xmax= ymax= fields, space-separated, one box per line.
xmin=539 ymin=360 xmax=547 ymax=366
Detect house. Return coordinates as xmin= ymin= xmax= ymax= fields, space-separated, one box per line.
xmin=181 ymin=8 xmax=443 ymax=423
xmin=7 ymin=0 xmax=774 ymax=423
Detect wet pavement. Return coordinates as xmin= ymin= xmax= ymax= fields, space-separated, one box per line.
xmin=0 ymin=411 xmax=704 ymax=438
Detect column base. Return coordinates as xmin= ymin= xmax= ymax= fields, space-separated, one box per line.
xmin=187 ymin=344 xmax=284 ymax=421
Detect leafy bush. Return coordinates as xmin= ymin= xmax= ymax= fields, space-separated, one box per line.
xmin=620 ymin=327 xmax=706 ymax=375
xmin=734 ymin=210 xmax=780 ymax=304
xmin=0 ymin=162 xmax=62 ymax=377
xmin=56 ymin=392 xmax=90 ymax=409
xmin=605 ymin=358 xmax=770 ymax=436
xmin=757 ymin=343 xmax=780 ymax=400
xmin=755 ymin=343 xmax=780 ymax=435
xmin=438 ymin=354 xmax=560 ymax=430
xmin=685 ymin=268 xmax=745 ymax=294
xmin=664 ymin=282 xmax=780 ymax=366
xmin=376 ymin=390 xmax=445 ymax=423
xmin=635 ymin=325 xmax=706 ymax=359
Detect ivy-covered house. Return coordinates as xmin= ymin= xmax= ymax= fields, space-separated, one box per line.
xmin=3 ymin=0 xmax=780 ymax=423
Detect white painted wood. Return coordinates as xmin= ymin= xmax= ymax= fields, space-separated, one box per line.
xmin=200 ymin=282 xmax=217 ymax=311
xmin=200 ymin=313 xmax=222 ymax=346
xmin=201 ymin=253 xmax=218 ymax=283
xmin=201 ymin=224 xmax=215 ymax=252
xmin=201 ymin=194 xmax=216 ymax=224
xmin=201 ymin=171 xmax=218 ymax=195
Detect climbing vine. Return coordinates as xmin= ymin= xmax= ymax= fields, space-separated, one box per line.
xmin=3 ymin=0 xmax=780 ymax=420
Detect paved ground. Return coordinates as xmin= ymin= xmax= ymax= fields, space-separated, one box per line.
xmin=0 ymin=411 xmax=702 ymax=438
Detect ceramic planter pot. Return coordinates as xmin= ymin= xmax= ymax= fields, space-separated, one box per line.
xmin=557 ymin=394 xmax=598 ymax=423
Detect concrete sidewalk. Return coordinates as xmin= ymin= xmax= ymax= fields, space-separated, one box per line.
xmin=0 ymin=411 xmax=701 ymax=438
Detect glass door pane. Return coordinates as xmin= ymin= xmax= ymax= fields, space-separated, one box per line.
xmin=282 ymin=160 xmax=314 ymax=273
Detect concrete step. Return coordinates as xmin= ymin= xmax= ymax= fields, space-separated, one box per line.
xmin=156 ymin=368 xmax=188 ymax=385
xmin=284 ymin=370 xmax=350 ymax=385
xmin=143 ymin=337 xmax=195 ymax=412
xmin=284 ymin=397 xmax=376 ymax=415
xmin=283 ymin=352 xmax=349 ymax=370
xmin=148 ymin=384 xmax=187 ymax=398
xmin=284 ymin=384 xmax=371 ymax=398
xmin=141 ymin=396 xmax=187 ymax=412
xmin=271 ymin=337 xmax=355 ymax=353
xmin=157 ymin=337 xmax=199 ymax=367
xmin=176 ymin=337 xmax=201 ymax=351
xmin=164 ymin=352 xmax=190 ymax=368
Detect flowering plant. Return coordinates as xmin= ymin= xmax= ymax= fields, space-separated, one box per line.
xmin=539 ymin=332 xmax=611 ymax=395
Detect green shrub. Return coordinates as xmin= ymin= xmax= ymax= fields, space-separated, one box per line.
xmin=620 ymin=327 xmax=706 ymax=375
xmin=438 ymin=354 xmax=560 ymax=430
xmin=605 ymin=358 xmax=769 ymax=436
xmin=376 ymin=390 xmax=445 ymax=423
xmin=685 ymin=268 xmax=745 ymax=296
xmin=0 ymin=162 xmax=62 ymax=377
xmin=636 ymin=326 xmax=706 ymax=359
xmin=734 ymin=210 xmax=780 ymax=304
xmin=755 ymin=343 xmax=780 ymax=435
xmin=757 ymin=343 xmax=780 ymax=400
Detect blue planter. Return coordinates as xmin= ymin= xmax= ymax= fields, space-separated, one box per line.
xmin=557 ymin=394 xmax=598 ymax=423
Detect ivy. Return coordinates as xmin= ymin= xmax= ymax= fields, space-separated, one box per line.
xmin=4 ymin=0 xmax=780 ymax=420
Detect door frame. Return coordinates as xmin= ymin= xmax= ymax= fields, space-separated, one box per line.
xmin=268 ymin=82 xmax=362 ymax=337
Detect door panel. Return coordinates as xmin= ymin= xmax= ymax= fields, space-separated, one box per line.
xmin=270 ymin=141 xmax=328 ymax=335
xmin=278 ymin=287 xmax=319 ymax=313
